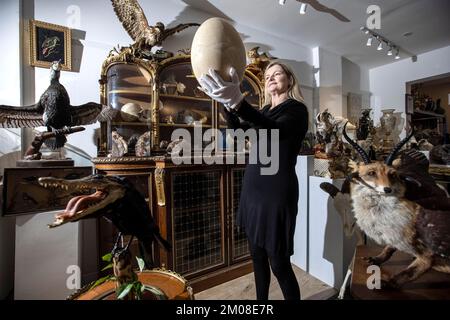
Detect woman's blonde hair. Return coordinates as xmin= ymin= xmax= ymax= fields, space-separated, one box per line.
xmin=263 ymin=60 xmax=305 ymax=106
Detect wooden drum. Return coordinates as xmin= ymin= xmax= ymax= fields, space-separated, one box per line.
xmin=71 ymin=268 xmax=194 ymax=300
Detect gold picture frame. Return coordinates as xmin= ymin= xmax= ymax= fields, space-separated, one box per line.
xmin=29 ymin=19 xmax=72 ymax=71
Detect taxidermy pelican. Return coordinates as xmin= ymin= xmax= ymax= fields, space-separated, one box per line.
xmin=110 ymin=0 xmax=199 ymax=51
xmin=0 ymin=61 xmax=112 ymax=149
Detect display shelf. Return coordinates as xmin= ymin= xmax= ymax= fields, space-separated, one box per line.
xmin=159 ymin=123 xmax=212 ymax=128
xmin=160 ymin=94 xmax=210 ymax=102
xmin=111 ymin=122 xmax=151 ymax=126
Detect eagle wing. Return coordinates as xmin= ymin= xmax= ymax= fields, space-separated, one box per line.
xmin=161 ymin=23 xmax=199 ymax=42
xmin=298 ymin=0 xmax=350 ymax=22
xmin=69 ymin=103 xmax=114 ymax=126
xmin=0 ymin=103 xmax=44 ymax=128
xmin=110 ymin=0 xmax=150 ymax=41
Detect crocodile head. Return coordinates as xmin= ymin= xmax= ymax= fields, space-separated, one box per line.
xmin=39 ymin=174 xmax=126 ymax=228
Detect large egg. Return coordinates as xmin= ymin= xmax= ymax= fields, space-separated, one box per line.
xmin=191 ymin=18 xmax=246 ymax=82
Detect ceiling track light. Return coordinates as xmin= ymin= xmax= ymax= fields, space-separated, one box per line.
xmin=360 ymin=26 xmax=412 ymax=61
xmin=299 ymin=3 xmax=308 ymax=14
xmin=387 ymin=46 xmax=393 ymax=56
xmin=377 ymin=38 xmax=383 ymax=51
xmin=279 ymin=0 xmax=287 ymax=5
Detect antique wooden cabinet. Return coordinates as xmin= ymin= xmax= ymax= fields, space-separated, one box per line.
xmin=94 ymin=47 xmax=264 ymax=291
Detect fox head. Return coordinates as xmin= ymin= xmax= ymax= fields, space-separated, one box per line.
xmin=348 ymin=161 xmax=406 ymax=196
xmin=343 ymin=122 xmax=414 ymax=197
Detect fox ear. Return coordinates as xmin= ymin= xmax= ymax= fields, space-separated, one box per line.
xmin=348 ymin=160 xmax=358 ymax=172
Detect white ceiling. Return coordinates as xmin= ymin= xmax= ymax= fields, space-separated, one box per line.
xmin=183 ymin=0 xmax=450 ymax=69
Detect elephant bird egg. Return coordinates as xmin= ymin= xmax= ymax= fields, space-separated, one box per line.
xmin=191 ymin=18 xmax=246 ymax=83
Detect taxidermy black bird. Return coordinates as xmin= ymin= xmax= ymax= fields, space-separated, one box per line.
xmin=320 ymin=123 xmax=450 ymax=288
xmin=110 ymin=0 xmax=199 ymax=52
xmin=38 ymin=174 xmax=171 ymax=268
xmin=0 ymin=61 xmax=112 ymax=149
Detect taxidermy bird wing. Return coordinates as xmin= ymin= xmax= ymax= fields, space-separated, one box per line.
xmin=0 ymin=103 xmax=44 ymax=128
xmin=110 ymin=0 xmax=150 ymax=42
xmin=297 ymin=0 xmax=350 ymax=22
xmin=416 ymin=205 xmax=450 ymax=259
xmin=68 ymin=103 xmax=115 ymax=126
xmin=160 ymin=23 xmax=200 ymax=42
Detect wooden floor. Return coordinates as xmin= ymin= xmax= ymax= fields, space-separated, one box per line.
xmin=195 ymin=264 xmax=336 ymax=300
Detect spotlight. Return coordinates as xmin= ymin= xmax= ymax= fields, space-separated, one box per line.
xmin=279 ymin=0 xmax=286 ymax=5
xmin=299 ymin=3 xmax=307 ymax=14
xmin=366 ymin=36 xmax=373 ymax=46
xmin=377 ymin=39 xmax=383 ymax=51
xmin=387 ymin=46 xmax=393 ymax=56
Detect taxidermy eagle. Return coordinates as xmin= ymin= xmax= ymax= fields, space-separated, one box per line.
xmin=110 ymin=0 xmax=199 ymax=51
xmin=0 ymin=61 xmax=112 ymax=149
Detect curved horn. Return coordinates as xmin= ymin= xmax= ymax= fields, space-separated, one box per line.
xmin=342 ymin=122 xmax=370 ymax=164
xmin=385 ymin=129 xmax=414 ymax=165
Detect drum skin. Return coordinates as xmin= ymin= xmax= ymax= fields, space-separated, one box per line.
xmin=70 ymin=269 xmax=194 ymax=300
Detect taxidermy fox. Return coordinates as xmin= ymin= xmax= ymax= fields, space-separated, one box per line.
xmin=321 ymin=123 xmax=450 ymax=289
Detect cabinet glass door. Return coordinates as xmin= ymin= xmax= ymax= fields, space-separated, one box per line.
xmin=106 ymin=64 xmax=153 ymax=157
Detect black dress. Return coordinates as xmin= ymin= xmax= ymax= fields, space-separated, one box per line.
xmin=225 ymin=98 xmax=309 ymax=256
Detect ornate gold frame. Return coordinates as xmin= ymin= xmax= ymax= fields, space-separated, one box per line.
xmin=29 ymin=19 xmax=72 ymax=71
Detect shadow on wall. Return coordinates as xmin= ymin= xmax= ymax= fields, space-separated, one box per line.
xmin=324 ymin=191 xmax=343 ymax=288
xmin=161 ymin=5 xmax=209 ymax=54
xmin=322 ymin=181 xmax=358 ymax=289
xmin=71 ymin=29 xmax=86 ymax=73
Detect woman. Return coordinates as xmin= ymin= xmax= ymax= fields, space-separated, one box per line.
xmin=199 ymin=61 xmax=309 ymax=300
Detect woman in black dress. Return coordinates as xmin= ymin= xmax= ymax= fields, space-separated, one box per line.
xmin=199 ymin=61 xmax=309 ymax=300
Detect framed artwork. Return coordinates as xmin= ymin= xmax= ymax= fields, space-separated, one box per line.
xmin=2 ymin=166 xmax=92 ymax=216
xmin=405 ymin=93 xmax=414 ymax=114
xmin=29 ymin=19 xmax=72 ymax=71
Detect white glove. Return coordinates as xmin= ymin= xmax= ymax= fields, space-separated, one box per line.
xmin=198 ymin=68 xmax=244 ymax=109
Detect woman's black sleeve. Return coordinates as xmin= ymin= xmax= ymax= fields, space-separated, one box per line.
xmin=234 ymin=99 xmax=308 ymax=139
xmin=223 ymin=107 xmax=252 ymax=130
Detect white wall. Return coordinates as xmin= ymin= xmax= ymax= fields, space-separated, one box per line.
xmin=370 ymin=46 xmax=450 ymax=132
xmin=0 ymin=0 xmax=21 ymax=300
xmin=312 ymin=48 xmax=371 ymax=126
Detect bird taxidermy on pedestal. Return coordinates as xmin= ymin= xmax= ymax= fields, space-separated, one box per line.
xmin=0 ymin=61 xmax=113 ymax=160
xmin=110 ymin=0 xmax=199 ymax=58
